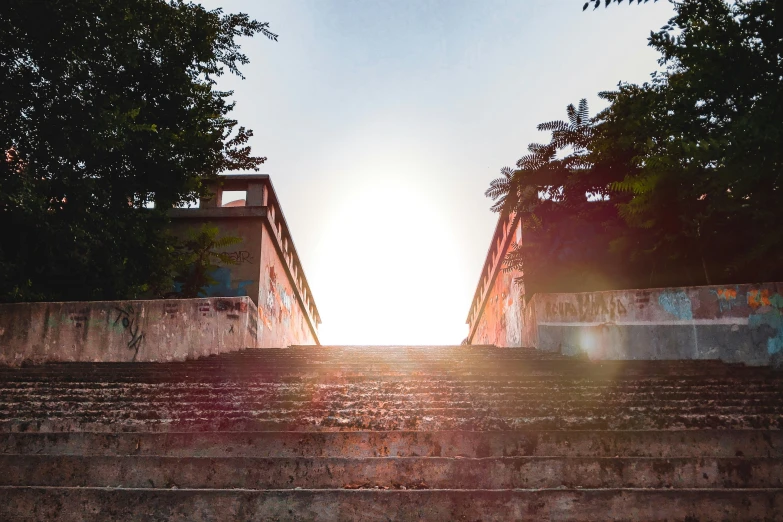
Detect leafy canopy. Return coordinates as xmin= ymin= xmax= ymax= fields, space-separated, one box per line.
xmin=1 ymin=0 xmax=272 ymax=302
xmin=584 ymin=0 xmax=661 ymax=10
xmin=173 ymin=224 xmax=242 ymax=299
xmin=491 ymin=0 xmax=783 ymax=296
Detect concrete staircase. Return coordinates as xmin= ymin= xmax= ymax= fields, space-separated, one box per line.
xmin=1 ymin=345 xmax=782 ymax=521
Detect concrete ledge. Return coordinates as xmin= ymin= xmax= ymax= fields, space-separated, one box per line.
xmin=2 ymin=455 xmax=782 ymax=489
xmin=4 ymin=430 xmax=780 ymax=458
xmin=527 ymin=283 xmax=783 ymax=366
xmin=0 ymin=297 xmax=258 ymax=366
xmin=168 ymin=207 xmax=267 ymax=219
xmin=1 ymin=487 xmax=781 ymax=521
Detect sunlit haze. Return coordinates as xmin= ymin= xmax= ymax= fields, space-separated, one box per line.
xmin=198 ymin=0 xmax=676 ymax=345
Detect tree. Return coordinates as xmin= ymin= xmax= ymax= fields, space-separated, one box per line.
xmin=173 ymin=224 xmax=242 ymax=298
xmin=604 ymin=0 xmax=783 ymax=285
xmin=584 ymin=0 xmax=661 ymax=10
xmin=488 ymin=100 xmax=636 ymax=297
xmin=491 ymin=0 xmax=783 ymax=295
xmin=0 ymin=0 xmax=274 ymax=302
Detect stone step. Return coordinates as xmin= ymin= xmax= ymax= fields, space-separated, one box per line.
xmin=2 ymin=399 xmax=780 ymax=427
xmin=0 ymin=357 xmax=769 ymax=369
xmin=2 ymin=487 xmax=780 ymax=521
xmin=4 ymin=384 xmax=780 ymax=398
xmin=2 ymin=396 xmax=779 ymax=414
xmin=2 ymin=369 xmax=778 ymax=382
xmin=3 ymin=411 xmax=781 ymax=433
xmin=2 ymin=348 xmax=776 ymax=379
xmin=2 ymin=454 xmax=782 ymax=490
xmin=3 ymin=430 xmax=779 ymax=458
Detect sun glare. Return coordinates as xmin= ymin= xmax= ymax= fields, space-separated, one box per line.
xmin=309 ymin=179 xmax=468 ymax=345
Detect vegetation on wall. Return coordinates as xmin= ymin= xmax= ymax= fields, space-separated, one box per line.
xmin=490 ymin=0 xmax=783 ymax=297
xmin=172 ymin=225 xmax=242 ymax=299
xmin=0 ymin=0 xmax=273 ymax=302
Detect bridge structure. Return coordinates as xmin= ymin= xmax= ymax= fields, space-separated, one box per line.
xmin=0 ymin=177 xmax=782 ymax=520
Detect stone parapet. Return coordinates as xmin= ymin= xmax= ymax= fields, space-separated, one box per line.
xmin=527 ymin=283 xmax=783 ymax=366
xmin=0 ymin=297 xmax=257 ymax=366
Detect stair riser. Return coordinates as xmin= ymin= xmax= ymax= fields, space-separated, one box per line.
xmin=2 ymin=488 xmax=781 ymax=522
xmin=5 ymin=390 xmax=780 ymax=407
xmin=3 ymin=431 xmax=781 ymax=458
xmin=2 ymin=455 xmax=781 ymax=489
xmin=1 ymin=367 xmax=777 ymax=380
xmin=3 ymin=412 xmax=781 ymax=432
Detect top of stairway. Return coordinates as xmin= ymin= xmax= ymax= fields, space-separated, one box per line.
xmin=1 ymin=346 xmax=781 ymax=433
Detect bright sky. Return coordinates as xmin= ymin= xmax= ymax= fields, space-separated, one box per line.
xmin=198 ymin=0 xmax=676 ymax=345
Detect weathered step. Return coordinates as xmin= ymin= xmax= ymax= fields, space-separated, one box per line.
xmin=3 ymin=431 xmax=781 ymax=458
xmin=3 ymin=454 xmax=782 ymax=489
xmin=4 ymin=411 xmax=781 ymax=433
xmin=2 ymin=487 xmax=781 ymax=521
xmin=5 ymin=400 xmax=781 ymax=419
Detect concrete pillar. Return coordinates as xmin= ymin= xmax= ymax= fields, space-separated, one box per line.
xmin=246 ymin=181 xmax=267 ymax=207
xmin=200 ymin=185 xmax=223 ymax=208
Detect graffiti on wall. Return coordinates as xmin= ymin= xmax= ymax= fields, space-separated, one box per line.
xmin=222 ymin=250 xmax=253 ymax=264
xmin=746 ymin=290 xmax=783 ymax=356
xmin=260 ymin=265 xmax=294 ymax=332
xmin=711 ymin=288 xmax=739 ymax=312
xmin=202 ymin=267 xmax=253 ymax=298
xmin=544 ymin=293 xmax=629 ymax=323
xmin=163 ymin=302 xmax=179 ymax=318
xmin=658 ymin=290 xmax=693 ymax=321
xmin=473 ymin=268 xmax=524 ymax=347
xmin=68 ymin=308 xmax=89 ymax=328
xmin=113 ymin=304 xmax=145 ymax=361
xmin=215 ymin=298 xmax=248 ymax=321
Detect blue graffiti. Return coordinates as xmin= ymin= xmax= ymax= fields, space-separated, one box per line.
xmin=709 ymin=287 xmax=742 ymax=313
xmin=201 ymin=267 xmax=253 ymax=298
xmin=658 ymin=290 xmax=693 ymax=321
xmin=748 ymin=294 xmax=783 ymax=355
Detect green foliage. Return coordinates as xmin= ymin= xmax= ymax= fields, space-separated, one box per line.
xmin=492 ymin=0 xmax=783 ymax=295
xmin=584 ymin=0 xmax=661 ymax=10
xmin=0 ymin=0 xmax=272 ymax=302
xmin=172 ymin=224 xmax=242 ymax=298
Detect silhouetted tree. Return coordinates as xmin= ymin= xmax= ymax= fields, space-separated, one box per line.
xmin=0 ymin=0 xmax=274 ymax=302
xmin=492 ymin=0 xmax=783 ymax=295
xmin=584 ymin=0 xmax=661 ymax=10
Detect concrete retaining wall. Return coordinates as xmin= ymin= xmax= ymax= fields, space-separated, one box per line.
xmin=0 ymin=297 xmax=258 ymax=366
xmin=527 ymin=283 xmax=783 ymax=366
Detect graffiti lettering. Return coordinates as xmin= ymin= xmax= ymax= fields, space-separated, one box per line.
xmin=69 ymin=308 xmax=89 ymax=328
xmin=748 ymin=289 xmax=772 ymax=309
xmin=634 ymin=291 xmax=651 ymax=309
xmin=215 ymin=299 xmax=248 ymax=313
xmin=222 ymin=250 xmax=253 ymax=264
xmin=658 ymin=291 xmax=693 ymax=321
xmin=198 ymin=302 xmax=211 ymax=317
xmin=163 ymin=302 xmax=179 ymax=317
xmin=545 ymin=294 xmax=628 ymax=322
xmin=113 ymin=304 xmax=144 ymax=361
xmin=748 ymin=292 xmax=783 ymax=356
xmin=711 ymin=288 xmax=739 ymax=313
